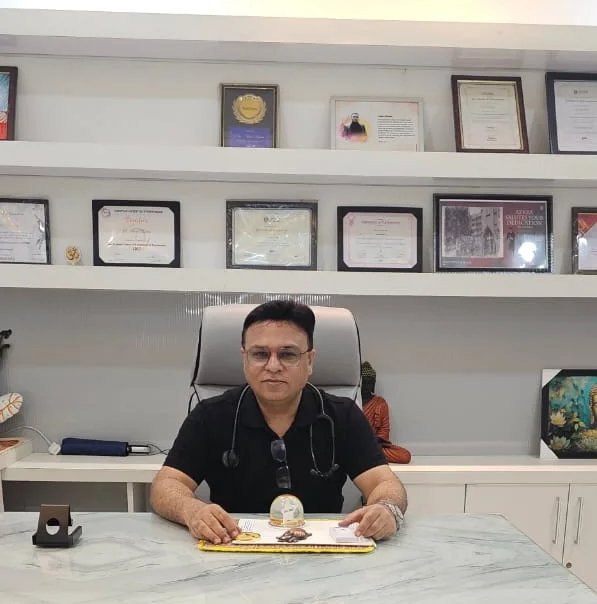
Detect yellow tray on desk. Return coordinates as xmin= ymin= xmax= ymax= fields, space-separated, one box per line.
xmin=198 ymin=518 xmax=376 ymax=554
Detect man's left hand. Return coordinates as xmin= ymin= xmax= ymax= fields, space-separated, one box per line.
xmin=338 ymin=503 xmax=397 ymax=541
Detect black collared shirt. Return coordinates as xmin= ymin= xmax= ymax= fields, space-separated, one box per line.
xmin=164 ymin=385 xmax=386 ymax=513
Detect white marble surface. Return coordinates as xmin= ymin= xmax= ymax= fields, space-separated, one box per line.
xmin=1 ymin=512 xmax=596 ymax=603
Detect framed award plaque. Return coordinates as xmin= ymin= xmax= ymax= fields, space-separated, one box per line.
xmin=0 ymin=198 xmax=50 ymax=264
xmin=434 ymin=194 xmax=552 ymax=272
xmin=337 ymin=206 xmax=422 ymax=272
xmin=220 ymin=84 xmax=278 ymax=148
xmin=572 ymin=207 xmax=597 ymax=274
xmin=92 ymin=200 xmax=181 ymax=267
xmin=546 ymin=72 xmax=597 ymax=154
xmin=226 ymin=200 xmax=317 ymax=270
xmin=0 ymin=67 xmax=17 ymax=141
xmin=451 ymin=75 xmax=529 ymax=153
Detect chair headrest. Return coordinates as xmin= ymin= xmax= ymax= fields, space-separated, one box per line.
xmin=191 ymin=304 xmax=361 ymax=403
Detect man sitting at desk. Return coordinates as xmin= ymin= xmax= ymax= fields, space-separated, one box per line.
xmin=151 ymin=300 xmax=407 ymax=544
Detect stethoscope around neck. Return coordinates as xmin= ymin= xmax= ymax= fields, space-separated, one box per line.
xmin=221 ymin=382 xmax=339 ymax=479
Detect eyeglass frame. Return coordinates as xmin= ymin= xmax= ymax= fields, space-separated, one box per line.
xmin=242 ymin=346 xmax=312 ymax=367
xmin=270 ymin=438 xmax=292 ymax=490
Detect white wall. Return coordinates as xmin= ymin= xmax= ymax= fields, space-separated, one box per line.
xmin=1 ymin=43 xmax=596 ymax=509
xmin=1 ymin=1 xmax=596 ymax=27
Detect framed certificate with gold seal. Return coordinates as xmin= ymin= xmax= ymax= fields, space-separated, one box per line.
xmin=220 ymin=84 xmax=278 ymax=148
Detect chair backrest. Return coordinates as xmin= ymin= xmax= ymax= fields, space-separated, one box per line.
xmin=191 ymin=304 xmax=362 ymax=405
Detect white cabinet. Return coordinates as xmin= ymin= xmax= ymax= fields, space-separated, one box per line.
xmin=465 ymin=484 xmax=569 ymax=562
xmin=563 ymin=485 xmax=597 ymax=591
xmin=465 ymin=483 xmax=597 ymax=592
xmin=404 ymin=484 xmax=465 ymax=518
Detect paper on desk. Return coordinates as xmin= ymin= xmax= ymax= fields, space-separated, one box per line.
xmin=198 ymin=518 xmax=376 ymax=553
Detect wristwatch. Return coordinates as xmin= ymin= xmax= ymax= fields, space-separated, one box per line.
xmin=378 ymin=500 xmax=405 ymax=531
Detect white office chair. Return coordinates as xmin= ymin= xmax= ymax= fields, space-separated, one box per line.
xmin=190 ymin=303 xmax=362 ymax=406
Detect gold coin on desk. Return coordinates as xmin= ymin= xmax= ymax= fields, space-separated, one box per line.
xmin=64 ymin=245 xmax=81 ymax=265
xmin=235 ymin=531 xmax=261 ymax=542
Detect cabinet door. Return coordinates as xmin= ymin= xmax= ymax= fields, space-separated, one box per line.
xmin=404 ymin=484 xmax=465 ymax=518
xmin=466 ymin=484 xmax=569 ymax=562
xmin=563 ymin=484 xmax=597 ymax=592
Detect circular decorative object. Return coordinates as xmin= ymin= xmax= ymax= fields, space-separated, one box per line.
xmin=232 ymin=94 xmax=266 ymax=124
xmin=0 ymin=392 xmax=23 ymax=423
xmin=64 ymin=245 xmax=82 ymax=265
xmin=235 ymin=531 xmax=261 ymax=542
xmin=269 ymin=494 xmax=305 ymax=527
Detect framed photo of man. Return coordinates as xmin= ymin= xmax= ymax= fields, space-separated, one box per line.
xmin=0 ymin=67 xmax=17 ymax=141
xmin=226 ymin=200 xmax=317 ymax=270
xmin=434 ymin=194 xmax=552 ymax=272
xmin=331 ymin=97 xmax=424 ymax=151
xmin=572 ymin=207 xmax=597 ymax=274
xmin=220 ymin=84 xmax=278 ymax=148
xmin=337 ymin=206 xmax=422 ymax=272
xmin=546 ymin=72 xmax=597 ymax=154
xmin=451 ymin=75 xmax=529 ymax=153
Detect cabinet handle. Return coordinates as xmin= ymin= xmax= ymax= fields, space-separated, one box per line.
xmin=552 ymin=496 xmax=561 ymax=544
xmin=574 ymin=497 xmax=584 ymax=545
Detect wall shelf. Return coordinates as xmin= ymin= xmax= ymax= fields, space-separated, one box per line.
xmin=3 ymin=142 xmax=597 ymax=187
xmin=2 ymin=8 xmax=597 ymax=70
xmin=3 ymin=453 xmax=596 ymax=486
xmin=1 ymin=265 xmax=597 ymax=297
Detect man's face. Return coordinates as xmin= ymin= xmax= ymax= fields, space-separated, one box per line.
xmin=242 ymin=320 xmax=315 ymax=408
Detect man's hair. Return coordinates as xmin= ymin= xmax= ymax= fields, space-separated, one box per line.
xmin=241 ymin=300 xmax=316 ymax=349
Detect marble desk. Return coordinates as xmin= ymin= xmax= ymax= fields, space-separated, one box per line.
xmin=1 ymin=512 xmax=596 ymax=604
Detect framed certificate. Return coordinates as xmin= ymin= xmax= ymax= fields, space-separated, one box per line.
xmin=541 ymin=369 xmax=597 ymax=459
xmin=331 ymin=97 xmax=424 ymax=151
xmin=572 ymin=207 xmax=597 ymax=274
xmin=226 ymin=200 xmax=317 ymax=270
xmin=0 ymin=67 xmax=17 ymax=141
xmin=92 ymin=200 xmax=181 ymax=267
xmin=434 ymin=194 xmax=552 ymax=272
xmin=337 ymin=206 xmax=422 ymax=272
xmin=451 ymin=75 xmax=529 ymax=153
xmin=546 ymin=72 xmax=597 ymax=154
xmin=0 ymin=198 xmax=50 ymax=264
xmin=220 ymin=84 xmax=278 ymax=148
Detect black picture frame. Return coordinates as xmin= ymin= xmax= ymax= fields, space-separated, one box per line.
xmin=451 ymin=75 xmax=529 ymax=153
xmin=92 ymin=200 xmax=181 ymax=268
xmin=220 ymin=84 xmax=278 ymax=148
xmin=434 ymin=194 xmax=552 ymax=273
xmin=226 ymin=200 xmax=317 ymax=270
xmin=337 ymin=206 xmax=423 ymax=272
xmin=0 ymin=66 xmax=17 ymax=141
xmin=541 ymin=369 xmax=597 ymax=459
xmin=0 ymin=197 xmax=50 ymax=264
xmin=546 ymin=71 xmax=597 ymax=154
xmin=572 ymin=207 xmax=597 ymax=274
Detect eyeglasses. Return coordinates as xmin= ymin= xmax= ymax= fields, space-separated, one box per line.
xmin=271 ymin=438 xmax=291 ymax=490
xmin=244 ymin=347 xmax=310 ymax=367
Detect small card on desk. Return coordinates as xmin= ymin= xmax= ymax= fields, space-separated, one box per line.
xmin=329 ymin=525 xmax=370 ymax=544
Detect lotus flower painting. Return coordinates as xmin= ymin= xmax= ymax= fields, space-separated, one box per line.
xmin=542 ymin=369 xmax=597 ymax=458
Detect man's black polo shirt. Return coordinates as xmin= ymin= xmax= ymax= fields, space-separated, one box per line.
xmin=165 ymin=385 xmax=386 ymax=513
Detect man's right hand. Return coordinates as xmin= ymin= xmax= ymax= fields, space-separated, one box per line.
xmin=184 ymin=502 xmax=240 ymax=544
